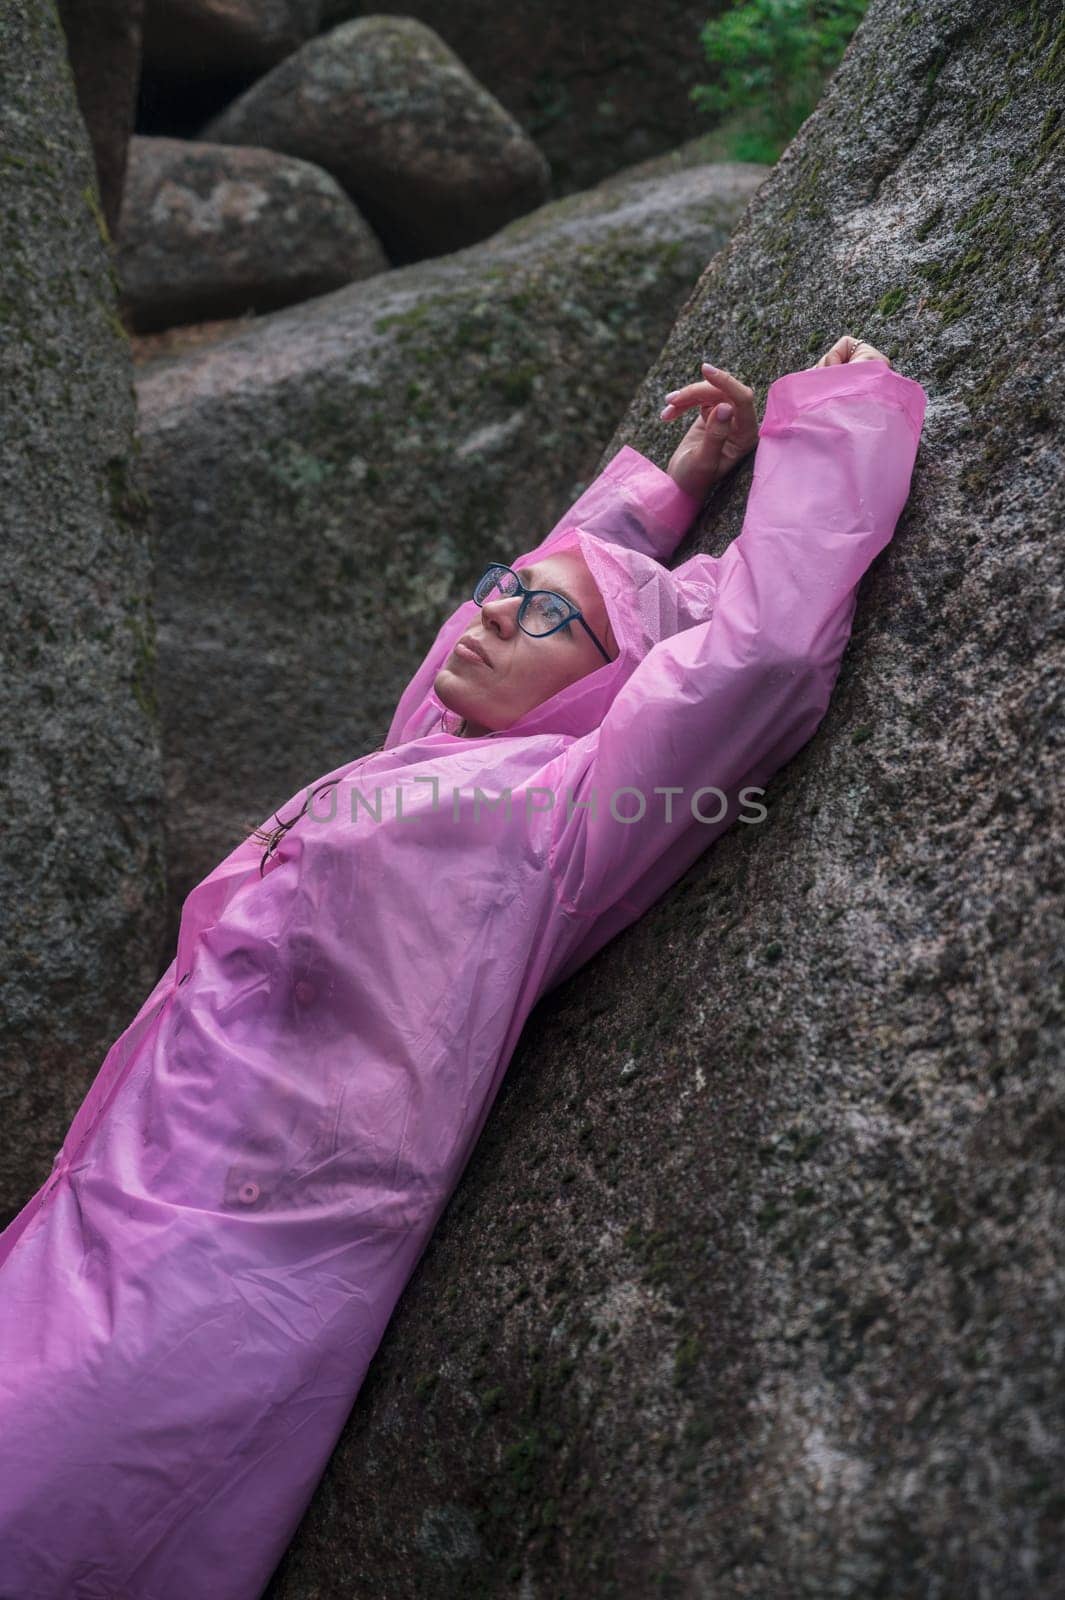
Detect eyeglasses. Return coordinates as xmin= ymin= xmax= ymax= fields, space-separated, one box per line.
xmin=472 ymin=563 xmax=613 ymax=664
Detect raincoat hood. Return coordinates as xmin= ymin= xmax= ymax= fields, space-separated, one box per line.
xmin=498 ymin=528 xmax=719 ymax=742
xmin=387 ymin=470 xmax=710 ymax=746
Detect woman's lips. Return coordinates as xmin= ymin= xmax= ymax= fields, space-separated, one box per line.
xmin=456 ymin=636 xmax=492 ymax=666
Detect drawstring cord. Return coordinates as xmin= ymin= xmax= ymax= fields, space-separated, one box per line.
xmin=248 ymin=747 xmax=386 ymax=877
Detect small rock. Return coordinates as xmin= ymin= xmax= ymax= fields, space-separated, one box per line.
xmin=117 ymin=135 xmax=388 ymax=332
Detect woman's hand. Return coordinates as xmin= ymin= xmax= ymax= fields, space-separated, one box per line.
xmin=660 ymin=362 xmax=760 ymax=500
xmin=807 ymin=333 xmax=892 ymax=368
xmin=659 ymin=337 xmax=891 ymax=500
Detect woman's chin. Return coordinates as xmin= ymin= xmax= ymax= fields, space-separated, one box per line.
xmin=434 ymin=665 xmax=483 ymax=720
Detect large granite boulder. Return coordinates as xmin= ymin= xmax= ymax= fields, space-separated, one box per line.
xmin=133 ymin=158 xmax=765 ymax=959
xmin=317 ymin=0 xmax=733 ymax=197
xmin=55 ymin=0 xmax=144 ymax=238
xmin=201 ymin=15 xmax=553 ymax=263
xmin=143 ymin=0 xmax=321 ymax=78
xmin=0 ymin=0 xmax=166 ymax=1225
xmin=117 ymin=135 xmax=388 ymax=332
xmin=258 ymin=0 xmax=1064 ymax=1595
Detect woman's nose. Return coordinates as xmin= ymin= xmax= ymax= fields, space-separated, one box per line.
xmin=481 ymin=595 xmax=521 ymax=634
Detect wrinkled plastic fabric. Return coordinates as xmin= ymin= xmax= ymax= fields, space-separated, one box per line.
xmin=0 ymin=361 xmax=926 ymax=1599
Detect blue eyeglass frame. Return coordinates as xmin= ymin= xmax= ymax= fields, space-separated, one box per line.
xmin=473 ymin=562 xmax=613 ymax=664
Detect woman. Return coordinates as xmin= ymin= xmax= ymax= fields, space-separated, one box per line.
xmin=0 ymin=336 xmax=926 ymax=1598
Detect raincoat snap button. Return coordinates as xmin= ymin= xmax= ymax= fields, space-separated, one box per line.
xmin=238 ymin=1181 xmax=260 ymax=1204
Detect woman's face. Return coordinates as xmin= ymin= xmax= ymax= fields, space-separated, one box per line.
xmin=434 ymin=549 xmax=617 ymax=736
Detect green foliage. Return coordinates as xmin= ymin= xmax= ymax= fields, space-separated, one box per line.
xmin=690 ymin=0 xmax=870 ymax=163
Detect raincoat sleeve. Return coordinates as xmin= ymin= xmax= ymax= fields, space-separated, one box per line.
xmin=385 ymin=446 xmax=702 ymax=745
xmin=546 ymin=361 xmax=927 ymax=952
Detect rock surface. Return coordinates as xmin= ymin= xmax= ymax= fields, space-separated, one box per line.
xmin=0 ymin=1 xmax=166 ymax=1225
xmin=143 ymin=0 xmax=321 ymax=78
xmin=316 ymin=0 xmax=732 ymax=197
xmin=117 ymin=135 xmax=388 ymax=332
xmin=201 ymin=15 xmax=553 ymax=263
xmin=133 ymin=158 xmax=765 ymax=962
xmin=255 ymin=1 xmax=1064 ymax=1596
xmin=55 ymin=0 xmax=144 ymax=238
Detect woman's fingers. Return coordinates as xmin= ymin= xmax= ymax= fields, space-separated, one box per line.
xmin=851 ymin=340 xmax=892 ymax=367
xmin=819 ymin=335 xmax=858 ymax=367
xmin=698 ymin=362 xmax=754 ymax=402
xmin=660 ymin=383 xmax=720 ymax=420
xmin=660 ymin=363 xmax=754 ymax=420
xmin=807 ymin=334 xmax=891 ymax=369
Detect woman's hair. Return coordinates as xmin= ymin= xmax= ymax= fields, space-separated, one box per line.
xmin=246 ymin=743 xmax=387 ymax=876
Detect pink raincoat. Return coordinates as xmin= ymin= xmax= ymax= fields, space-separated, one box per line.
xmin=0 ymin=360 xmax=926 ymax=1598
